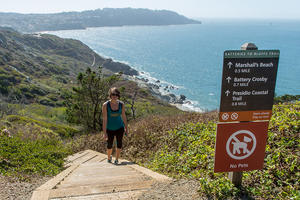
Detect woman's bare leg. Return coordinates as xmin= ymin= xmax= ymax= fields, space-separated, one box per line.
xmin=115 ymin=148 xmax=121 ymax=161
xmin=107 ymin=149 xmax=112 ymax=160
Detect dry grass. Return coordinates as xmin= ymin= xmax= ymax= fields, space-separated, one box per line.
xmin=69 ymin=111 xmax=218 ymax=162
xmin=122 ymin=111 xmax=218 ymax=163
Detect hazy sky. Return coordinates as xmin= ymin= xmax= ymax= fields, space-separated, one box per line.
xmin=0 ymin=0 xmax=299 ymax=19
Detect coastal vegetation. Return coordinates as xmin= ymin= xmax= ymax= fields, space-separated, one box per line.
xmin=125 ymin=101 xmax=299 ymax=199
xmin=1 ymin=101 xmax=298 ymax=199
xmin=69 ymin=101 xmax=299 ymax=199
xmin=64 ymin=67 xmax=121 ymax=130
xmin=0 ymin=26 xmax=299 ymax=199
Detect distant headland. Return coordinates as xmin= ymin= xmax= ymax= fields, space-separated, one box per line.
xmin=0 ymin=8 xmax=201 ymax=33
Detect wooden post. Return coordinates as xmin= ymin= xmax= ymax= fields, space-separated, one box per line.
xmin=228 ymin=42 xmax=258 ymax=187
xmin=228 ymin=171 xmax=243 ymax=186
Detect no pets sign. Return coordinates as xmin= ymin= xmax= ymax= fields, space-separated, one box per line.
xmin=214 ymin=121 xmax=269 ymax=172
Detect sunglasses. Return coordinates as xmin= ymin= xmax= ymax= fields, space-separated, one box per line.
xmin=111 ymin=93 xmax=120 ymax=97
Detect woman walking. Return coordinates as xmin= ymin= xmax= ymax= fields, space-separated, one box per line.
xmin=102 ymin=87 xmax=128 ymax=164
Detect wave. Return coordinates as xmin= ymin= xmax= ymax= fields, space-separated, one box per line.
xmin=174 ymin=100 xmax=205 ymax=113
xmin=128 ymin=71 xmax=205 ymax=113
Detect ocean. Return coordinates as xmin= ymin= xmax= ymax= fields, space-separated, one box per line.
xmin=50 ymin=19 xmax=300 ymax=112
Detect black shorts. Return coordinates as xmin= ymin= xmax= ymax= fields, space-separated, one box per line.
xmin=106 ymin=127 xmax=124 ymax=149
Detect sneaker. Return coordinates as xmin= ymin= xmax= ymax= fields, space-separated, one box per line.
xmin=114 ymin=160 xmax=119 ymax=165
xmin=107 ymin=156 xmax=112 ymax=163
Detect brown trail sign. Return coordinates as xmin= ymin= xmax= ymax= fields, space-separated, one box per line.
xmin=214 ymin=43 xmax=280 ymax=186
xmin=219 ymin=50 xmax=280 ymax=122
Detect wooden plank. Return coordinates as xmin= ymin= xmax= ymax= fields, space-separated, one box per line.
xmin=64 ymin=166 xmax=137 ymax=177
xmin=49 ymin=180 xmax=154 ymax=198
xmin=36 ymin=151 xmax=98 ymax=191
xmin=31 ymin=150 xmax=171 ymax=200
xmin=64 ymin=151 xmax=98 ymax=168
xmin=36 ymin=164 xmax=79 ymax=191
xmin=50 ymin=190 xmax=148 ymax=200
xmin=85 ymin=155 xmax=106 ymax=163
xmin=128 ymin=163 xmax=172 ymax=182
xmin=64 ymin=151 xmax=89 ymax=166
xmin=30 ymin=190 xmax=50 ymax=200
xmin=57 ymin=174 xmax=151 ymax=188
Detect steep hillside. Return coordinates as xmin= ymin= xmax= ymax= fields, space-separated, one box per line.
xmin=0 ymin=8 xmax=201 ymax=33
xmin=0 ymin=27 xmax=138 ymax=105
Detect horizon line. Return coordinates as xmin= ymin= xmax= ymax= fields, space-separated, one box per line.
xmin=0 ymin=8 xmax=299 ymax=20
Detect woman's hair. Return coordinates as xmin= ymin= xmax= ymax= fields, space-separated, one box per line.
xmin=108 ymin=87 xmax=120 ymax=98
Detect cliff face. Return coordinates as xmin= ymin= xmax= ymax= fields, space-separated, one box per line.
xmin=0 ymin=8 xmax=201 ymax=33
xmin=0 ymin=28 xmax=138 ymax=105
xmin=0 ymin=27 xmax=138 ymax=75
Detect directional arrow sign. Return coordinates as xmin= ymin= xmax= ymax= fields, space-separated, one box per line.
xmin=225 ymin=90 xmax=230 ymax=96
xmin=219 ymin=50 xmax=279 ymax=122
xmin=226 ymin=77 xmax=232 ymax=83
xmin=227 ymin=62 xmax=233 ymax=69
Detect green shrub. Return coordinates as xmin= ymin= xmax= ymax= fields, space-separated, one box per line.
xmin=241 ymin=101 xmax=300 ymax=199
xmin=39 ymin=97 xmax=55 ymax=106
xmin=0 ymin=135 xmax=70 ymax=178
xmin=6 ymin=115 xmax=79 ymax=138
xmin=148 ymin=121 xmax=240 ymax=199
xmin=274 ymin=94 xmax=300 ymax=104
xmin=134 ymin=102 xmax=299 ymax=199
xmin=17 ymin=104 xmax=66 ymax=122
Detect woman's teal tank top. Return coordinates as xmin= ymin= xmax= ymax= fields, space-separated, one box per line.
xmin=106 ymin=101 xmax=124 ymax=131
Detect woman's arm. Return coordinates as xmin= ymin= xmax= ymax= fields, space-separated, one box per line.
xmin=102 ymin=103 xmax=108 ymax=140
xmin=121 ymin=102 xmax=128 ymax=135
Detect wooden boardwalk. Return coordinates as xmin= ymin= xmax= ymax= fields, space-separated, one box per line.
xmin=31 ymin=150 xmax=171 ymax=200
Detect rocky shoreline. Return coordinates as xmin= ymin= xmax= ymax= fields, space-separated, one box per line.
xmin=96 ymin=44 xmax=204 ymax=112
xmin=100 ymin=56 xmax=180 ymax=103
xmin=99 ymin=53 xmax=189 ymax=107
xmin=123 ymin=73 xmax=202 ymax=112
